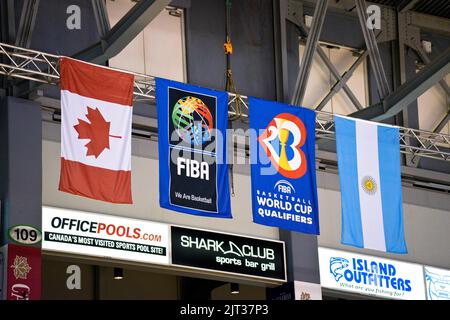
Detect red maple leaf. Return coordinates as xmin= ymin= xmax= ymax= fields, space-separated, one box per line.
xmin=74 ymin=107 xmax=121 ymax=158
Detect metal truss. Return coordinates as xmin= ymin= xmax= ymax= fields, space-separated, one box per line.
xmin=315 ymin=111 xmax=450 ymax=163
xmin=0 ymin=42 xmax=156 ymax=100
xmin=1 ymin=42 xmax=449 ymax=163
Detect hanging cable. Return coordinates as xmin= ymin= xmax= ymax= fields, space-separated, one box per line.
xmin=225 ymin=0 xmax=241 ymax=121
xmin=224 ymin=0 xmax=240 ymax=197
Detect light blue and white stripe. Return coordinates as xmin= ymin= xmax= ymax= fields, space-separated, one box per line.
xmin=335 ymin=115 xmax=407 ymax=254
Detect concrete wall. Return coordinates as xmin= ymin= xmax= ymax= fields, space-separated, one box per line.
xmin=98 ymin=266 xmax=179 ymax=300
xmin=8 ymin=0 xmax=450 ymax=286
xmin=42 ymin=120 xmax=450 ymax=269
xmin=211 ymin=283 xmax=266 ymax=300
xmin=0 ymin=97 xmax=42 ymax=245
xmin=316 ymin=177 xmax=450 ymax=269
xmin=41 ymin=257 xmax=180 ymax=300
xmin=186 ymin=0 xmax=276 ymax=100
xmin=41 ymin=258 xmax=95 ymax=300
xmin=42 ymin=122 xmax=279 ymax=241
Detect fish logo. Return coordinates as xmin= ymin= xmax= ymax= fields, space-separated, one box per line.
xmin=330 ymin=257 xmax=349 ymax=282
xmin=425 ymin=268 xmax=450 ymax=300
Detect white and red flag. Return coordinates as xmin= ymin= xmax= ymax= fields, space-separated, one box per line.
xmin=59 ymin=57 xmax=134 ymax=203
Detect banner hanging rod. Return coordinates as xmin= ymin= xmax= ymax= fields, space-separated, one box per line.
xmin=0 ymin=42 xmax=449 ymax=163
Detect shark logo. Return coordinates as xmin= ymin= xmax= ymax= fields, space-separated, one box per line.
xmin=330 ymin=257 xmax=349 ymax=282
xmin=222 ymin=241 xmax=245 ymax=257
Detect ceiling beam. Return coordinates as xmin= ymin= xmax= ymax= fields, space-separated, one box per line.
xmin=410 ymin=11 xmax=450 ymax=37
xmin=291 ymin=0 xmax=329 ymax=106
xmin=433 ymin=109 xmax=450 ymax=134
xmin=413 ymin=43 xmax=450 ymax=98
xmin=350 ymin=47 xmax=450 ymax=120
xmin=73 ymin=0 xmax=170 ymax=64
xmin=15 ymin=0 xmax=40 ymax=48
xmin=91 ymin=0 xmax=111 ymax=38
xmin=355 ymin=0 xmax=391 ymax=99
xmin=397 ymin=0 xmax=420 ymax=13
xmin=296 ymin=21 xmax=364 ymax=111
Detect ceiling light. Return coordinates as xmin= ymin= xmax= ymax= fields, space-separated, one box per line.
xmin=113 ymin=267 xmax=123 ymax=280
xmin=230 ymin=283 xmax=239 ymax=295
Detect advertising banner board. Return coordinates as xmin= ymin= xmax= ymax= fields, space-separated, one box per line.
xmin=6 ymin=244 xmax=41 ymax=300
xmin=319 ymin=247 xmax=425 ymax=300
xmin=424 ymin=265 xmax=450 ymax=300
xmin=171 ymin=226 xmax=286 ymax=281
xmin=42 ymin=207 xmax=170 ymax=265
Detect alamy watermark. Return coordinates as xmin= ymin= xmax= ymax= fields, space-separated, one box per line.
xmin=66 ymin=5 xmax=81 ymax=30
xmin=169 ymin=127 xmax=302 ymax=177
xmin=366 ymin=5 xmax=381 ymax=30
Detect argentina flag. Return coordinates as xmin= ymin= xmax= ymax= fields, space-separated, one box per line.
xmin=334 ymin=115 xmax=407 ymax=254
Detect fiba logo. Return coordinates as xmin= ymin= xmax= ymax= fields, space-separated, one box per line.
xmin=171 ymin=96 xmax=213 ymax=145
xmin=259 ymin=113 xmax=307 ymax=179
xmin=274 ymin=180 xmax=296 ymax=194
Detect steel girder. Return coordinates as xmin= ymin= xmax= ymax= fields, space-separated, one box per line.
xmin=315 ymin=50 xmax=368 ymax=111
xmin=0 ymin=42 xmax=449 ymax=163
xmin=295 ymin=21 xmax=364 ymax=111
xmin=291 ymin=0 xmax=328 ymax=106
xmin=91 ymin=0 xmax=111 ymax=38
xmin=433 ymin=110 xmax=450 ymax=134
xmin=397 ymin=0 xmax=420 ymax=13
xmin=355 ymin=0 xmax=391 ymax=99
xmin=73 ymin=0 xmax=171 ymax=64
xmin=15 ymin=0 xmax=40 ymax=48
xmin=2 ymin=0 xmax=16 ymax=44
xmin=413 ymin=43 xmax=450 ymax=99
xmin=350 ymin=47 xmax=450 ymax=121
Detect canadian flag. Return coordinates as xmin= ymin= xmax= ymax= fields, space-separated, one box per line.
xmin=59 ymin=57 xmax=134 ymax=203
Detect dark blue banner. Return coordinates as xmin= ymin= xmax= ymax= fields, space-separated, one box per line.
xmin=156 ymin=78 xmax=232 ymax=218
xmin=249 ymin=97 xmax=319 ymax=234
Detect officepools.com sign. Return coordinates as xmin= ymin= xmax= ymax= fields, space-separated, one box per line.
xmin=42 ymin=206 xmax=170 ymax=265
xmin=319 ymin=247 xmax=425 ymax=300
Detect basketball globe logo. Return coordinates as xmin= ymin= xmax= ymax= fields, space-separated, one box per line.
xmin=171 ymin=96 xmax=214 ymax=145
xmin=259 ymin=113 xmax=307 ymax=179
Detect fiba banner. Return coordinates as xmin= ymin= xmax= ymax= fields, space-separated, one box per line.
xmin=59 ymin=57 xmax=134 ymax=203
xmin=249 ymin=98 xmax=319 ymax=234
xmin=156 ymin=78 xmax=232 ymax=218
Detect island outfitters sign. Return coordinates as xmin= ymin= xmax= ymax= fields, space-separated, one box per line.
xmin=424 ymin=266 xmax=450 ymax=300
xmin=319 ymin=247 xmax=426 ymax=300
xmin=171 ymin=226 xmax=286 ymax=281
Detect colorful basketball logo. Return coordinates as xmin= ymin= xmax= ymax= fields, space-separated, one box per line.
xmin=258 ymin=113 xmax=307 ymax=179
xmin=171 ymin=96 xmax=213 ymax=145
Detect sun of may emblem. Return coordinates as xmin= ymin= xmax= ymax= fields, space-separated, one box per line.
xmin=361 ymin=176 xmax=377 ymax=195
xmin=10 ymin=255 xmax=32 ymax=280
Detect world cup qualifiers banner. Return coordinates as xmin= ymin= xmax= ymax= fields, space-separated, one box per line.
xmin=156 ymin=78 xmax=232 ymax=218
xmin=249 ymin=98 xmax=319 ymax=234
